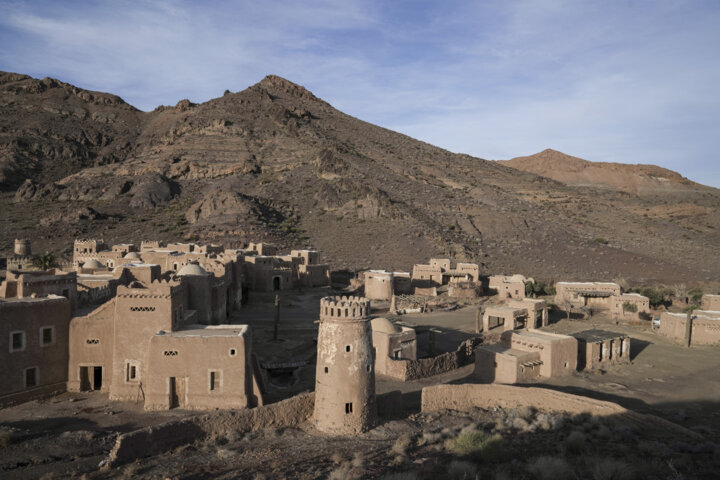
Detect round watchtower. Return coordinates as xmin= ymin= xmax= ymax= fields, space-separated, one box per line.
xmin=314 ymin=296 xmax=377 ymax=435
xmin=14 ymin=239 xmax=31 ymax=256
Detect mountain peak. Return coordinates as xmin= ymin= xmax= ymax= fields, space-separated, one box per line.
xmin=254 ymin=74 xmax=320 ymax=102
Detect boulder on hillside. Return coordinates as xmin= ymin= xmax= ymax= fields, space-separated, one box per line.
xmin=128 ymin=174 xmax=177 ymax=208
xmin=186 ymin=191 xmax=284 ymax=225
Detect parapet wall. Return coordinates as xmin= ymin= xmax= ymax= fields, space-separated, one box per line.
xmin=319 ymin=295 xmax=371 ymax=321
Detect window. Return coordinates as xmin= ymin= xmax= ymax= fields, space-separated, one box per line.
xmin=86 ymin=338 xmax=100 ymax=345
xmin=345 ymin=345 xmax=351 ymax=353
xmin=163 ymin=350 xmax=178 ymax=356
xmin=366 ymin=364 xmax=371 ymax=372
xmin=40 ymin=327 xmax=54 ymax=346
xmin=324 ymin=366 xmax=329 ymax=374
xmin=345 ymin=402 xmax=353 ymax=414
xmin=393 ymin=350 xmax=401 ymax=359
xmin=229 ymin=348 xmax=237 ymax=357
xmin=209 ymin=370 xmax=221 ymax=391
xmin=25 ymin=367 xmax=38 ymax=388
xmin=10 ymin=331 xmax=25 ymax=352
xmin=125 ymin=361 xmax=140 ymax=382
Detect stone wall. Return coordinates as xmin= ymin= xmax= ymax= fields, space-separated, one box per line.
xmin=381 ymin=350 xmax=463 ymax=381
xmin=107 ymin=392 xmax=315 ymax=467
xmin=420 ymin=384 xmax=698 ymax=438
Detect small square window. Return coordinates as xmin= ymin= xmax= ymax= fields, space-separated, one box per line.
xmin=10 ymin=331 xmax=25 ymax=352
xmin=345 ymin=345 xmax=351 ymax=353
xmin=41 ymin=327 xmax=54 ymax=346
xmin=229 ymin=348 xmax=237 ymax=357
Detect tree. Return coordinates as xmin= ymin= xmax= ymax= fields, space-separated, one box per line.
xmin=32 ymin=251 xmax=58 ymax=271
xmin=687 ymin=287 xmax=704 ymax=306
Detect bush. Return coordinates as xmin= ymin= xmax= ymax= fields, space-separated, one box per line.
xmin=392 ymin=434 xmax=412 ymax=456
xmin=378 ymin=473 xmax=418 ymax=480
xmin=0 ymin=428 xmax=11 ymax=447
xmin=447 ymin=429 xmax=503 ymax=461
xmin=688 ymin=287 xmax=703 ymax=305
xmin=592 ymin=458 xmax=635 ymax=480
xmin=527 ymin=456 xmax=574 ymax=480
xmin=563 ymin=430 xmax=586 ymax=455
xmin=622 ymin=302 xmax=638 ymax=313
xmin=447 ymin=459 xmax=479 ymax=479
xmin=594 ymin=237 xmax=609 ymax=245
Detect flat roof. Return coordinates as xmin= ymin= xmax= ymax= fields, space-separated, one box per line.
xmin=571 ymin=329 xmax=626 ymax=342
xmin=161 ymin=324 xmax=249 ymax=338
xmin=485 ymin=306 xmax=526 ymax=314
xmin=0 ymin=294 xmax=66 ymax=304
xmin=478 ymin=344 xmax=539 ymax=359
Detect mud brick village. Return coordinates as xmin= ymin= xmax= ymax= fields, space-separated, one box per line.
xmin=1 ymin=234 xmax=719 ymax=479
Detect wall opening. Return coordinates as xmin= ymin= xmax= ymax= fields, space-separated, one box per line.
xmin=93 ymin=366 xmax=103 ymax=390
xmin=41 ymin=327 xmax=53 ymax=346
xmin=345 ymin=402 xmax=353 ymax=414
xmin=273 ymin=276 xmax=281 ymax=291
xmin=345 ymin=345 xmax=351 ymax=352
xmin=25 ymin=367 xmax=38 ymax=388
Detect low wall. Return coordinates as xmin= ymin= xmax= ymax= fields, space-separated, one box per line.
xmin=421 ymin=384 xmax=698 ymax=438
xmin=107 ymin=392 xmax=315 ymax=467
xmin=383 ymin=351 xmax=462 ymax=381
xmin=0 ymin=382 xmax=67 ymax=409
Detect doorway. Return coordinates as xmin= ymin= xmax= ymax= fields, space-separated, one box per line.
xmin=169 ymin=377 xmax=186 ymax=409
xmin=93 ymin=366 xmax=103 ymax=390
xmin=80 ymin=366 xmax=103 ymax=391
xmin=273 ymin=276 xmax=281 ymax=291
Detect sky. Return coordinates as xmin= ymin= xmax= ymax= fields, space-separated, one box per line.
xmin=1 ymin=0 xmax=719 ymax=187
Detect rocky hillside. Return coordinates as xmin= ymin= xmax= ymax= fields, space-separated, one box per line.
xmin=500 ymin=149 xmax=709 ymax=196
xmin=1 ymin=72 xmax=719 ymax=284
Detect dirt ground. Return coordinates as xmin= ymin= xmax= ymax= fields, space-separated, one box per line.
xmin=1 ymin=293 xmax=719 ymax=479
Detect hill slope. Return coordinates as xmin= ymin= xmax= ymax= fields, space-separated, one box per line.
xmin=1 ymin=72 xmax=719 ymax=284
xmin=500 ymin=149 xmax=708 ymax=196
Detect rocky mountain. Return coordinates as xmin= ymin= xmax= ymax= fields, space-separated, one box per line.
xmin=2 ymin=71 xmax=719 ymax=285
xmin=500 ymin=149 xmax=710 ymax=196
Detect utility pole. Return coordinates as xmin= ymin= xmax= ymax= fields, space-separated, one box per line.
xmin=685 ymin=311 xmax=693 ymax=348
xmin=273 ymin=294 xmax=280 ymax=341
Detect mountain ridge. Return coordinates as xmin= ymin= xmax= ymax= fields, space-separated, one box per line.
xmin=1 ymin=71 xmax=719 ymax=284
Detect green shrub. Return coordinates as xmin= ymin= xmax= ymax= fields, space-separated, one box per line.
xmin=447 ymin=430 xmax=503 ymax=461
xmin=594 ymin=237 xmax=609 ymax=245
xmin=622 ymin=302 xmax=638 ymax=313
xmin=688 ymin=287 xmax=703 ymax=305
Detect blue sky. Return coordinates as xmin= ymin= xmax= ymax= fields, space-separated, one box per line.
xmin=1 ymin=0 xmax=719 ymax=187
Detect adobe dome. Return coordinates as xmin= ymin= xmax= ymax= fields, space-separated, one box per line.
xmin=371 ymin=317 xmax=400 ymax=334
xmin=177 ymin=263 xmax=209 ymax=276
xmin=123 ymin=251 xmax=141 ymax=259
xmin=83 ymin=259 xmax=105 ymax=269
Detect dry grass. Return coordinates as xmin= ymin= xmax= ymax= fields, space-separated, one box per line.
xmin=0 ymin=428 xmax=11 ymax=447
xmin=563 ymin=430 xmax=587 ymax=455
xmin=527 ymin=456 xmax=574 ymax=480
xmin=447 ymin=459 xmax=479 ymax=479
xmin=446 ymin=429 xmax=503 ymax=461
xmin=591 ymin=458 xmax=635 ymax=480
xmin=391 ymin=434 xmax=412 ymax=456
